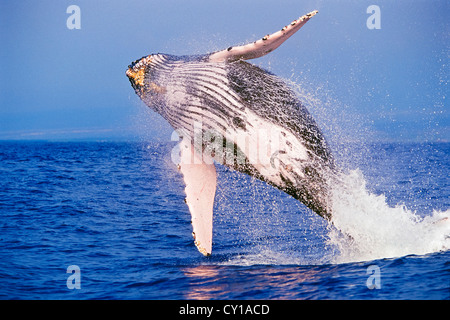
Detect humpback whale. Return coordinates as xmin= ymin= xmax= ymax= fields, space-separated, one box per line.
xmin=126 ymin=10 xmax=335 ymax=256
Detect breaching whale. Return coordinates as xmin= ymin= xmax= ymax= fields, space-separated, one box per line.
xmin=126 ymin=10 xmax=335 ymax=256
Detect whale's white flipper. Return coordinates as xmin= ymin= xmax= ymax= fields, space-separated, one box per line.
xmin=179 ymin=139 xmax=216 ymax=256
xmin=209 ymin=10 xmax=318 ymax=63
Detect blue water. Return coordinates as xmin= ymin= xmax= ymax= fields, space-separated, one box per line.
xmin=0 ymin=141 xmax=448 ymax=299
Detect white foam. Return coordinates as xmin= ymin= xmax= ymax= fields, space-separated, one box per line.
xmin=328 ymin=169 xmax=450 ymax=263
xmin=218 ymin=249 xmax=308 ymax=266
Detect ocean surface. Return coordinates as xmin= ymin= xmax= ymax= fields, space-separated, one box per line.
xmin=0 ymin=140 xmax=448 ymax=300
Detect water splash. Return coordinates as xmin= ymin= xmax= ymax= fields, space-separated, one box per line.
xmin=288 ymin=78 xmax=450 ymax=263
xmin=328 ymin=169 xmax=450 ymax=263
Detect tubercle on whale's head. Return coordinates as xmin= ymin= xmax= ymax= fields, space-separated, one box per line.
xmin=126 ymin=55 xmax=167 ymax=98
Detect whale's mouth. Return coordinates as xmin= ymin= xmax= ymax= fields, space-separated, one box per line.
xmin=126 ymin=55 xmax=166 ymax=96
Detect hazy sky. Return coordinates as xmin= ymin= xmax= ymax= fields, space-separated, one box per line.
xmin=0 ymin=0 xmax=448 ymax=142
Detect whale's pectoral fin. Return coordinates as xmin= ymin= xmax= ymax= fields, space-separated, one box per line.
xmin=179 ymin=139 xmax=216 ymax=256
xmin=209 ymin=10 xmax=318 ymax=63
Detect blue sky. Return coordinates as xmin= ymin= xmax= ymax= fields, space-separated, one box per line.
xmin=0 ymin=0 xmax=448 ymax=142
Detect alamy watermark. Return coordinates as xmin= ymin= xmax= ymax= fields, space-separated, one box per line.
xmin=169 ymin=121 xmax=291 ymax=168
xmin=66 ymin=265 xmax=81 ymax=289
xmin=64 ymin=6 xmax=380 ymax=32
xmin=366 ymin=5 xmax=381 ymax=30
xmin=366 ymin=265 xmax=381 ymax=289
xmin=66 ymin=5 xmax=81 ymax=30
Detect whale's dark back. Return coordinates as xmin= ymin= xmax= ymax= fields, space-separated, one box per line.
xmin=225 ymin=61 xmax=335 ymax=218
xmin=227 ymin=61 xmax=334 ymax=166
